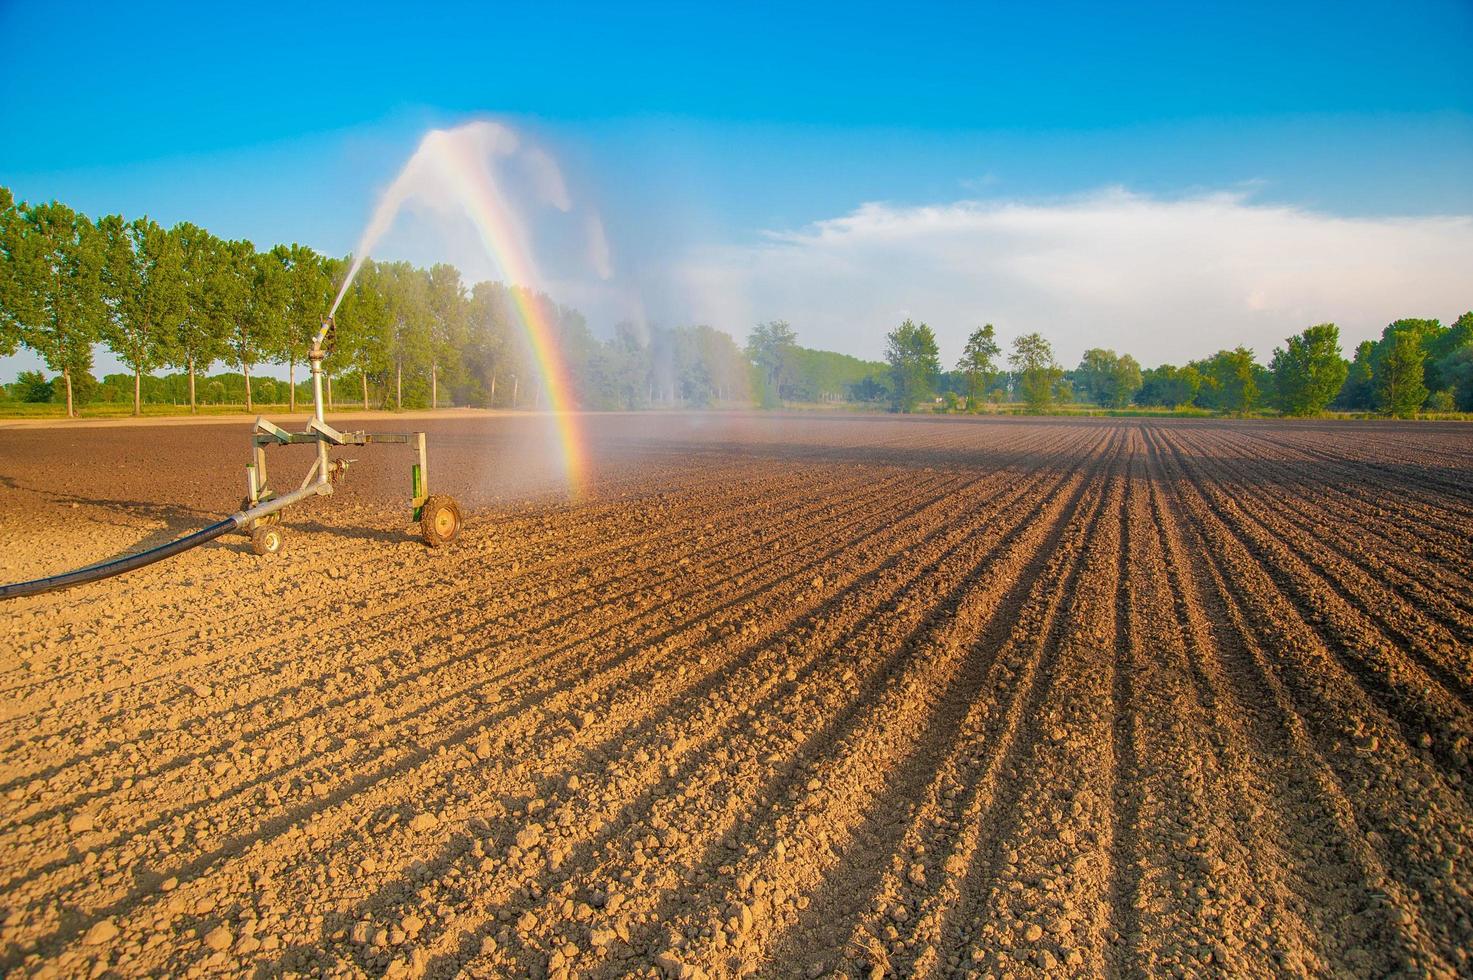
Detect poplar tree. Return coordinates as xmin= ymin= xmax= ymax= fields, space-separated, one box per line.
xmin=335 ymin=260 xmax=390 ymax=410
xmin=220 ymin=240 xmax=280 ymax=413
xmin=427 ymin=263 xmax=467 ymax=409
xmin=277 ymin=244 xmax=332 ymax=412
xmin=380 ymin=261 xmax=431 ymax=410
xmin=746 ymin=320 xmax=798 ymax=405
xmin=98 ymin=215 xmax=184 ymax=415
xmin=0 ymin=187 xmax=26 ymax=358
xmin=172 ymin=222 xmax=227 ymax=411
xmin=11 ymin=202 xmax=104 ymax=417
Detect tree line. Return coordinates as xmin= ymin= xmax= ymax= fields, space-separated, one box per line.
xmin=879 ymin=315 xmax=1473 ymax=416
xmin=0 ymin=187 xmax=762 ymax=416
xmin=3 ymin=187 xmax=1468 ymax=419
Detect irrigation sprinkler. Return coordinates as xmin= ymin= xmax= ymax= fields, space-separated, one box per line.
xmin=0 ymin=317 xmax=464 ymax=601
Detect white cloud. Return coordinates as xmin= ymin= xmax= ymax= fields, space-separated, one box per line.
xmin=660 ymin=189 xmax=1473 ymax=364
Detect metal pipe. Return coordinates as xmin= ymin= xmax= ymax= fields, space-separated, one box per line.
xmin=311 ymin=317 xmax=331 ymax=482
xmin=311 ymin=356 xmax=325 ymax=426
xmin=230 ymin=478 xmax=332 ymax=526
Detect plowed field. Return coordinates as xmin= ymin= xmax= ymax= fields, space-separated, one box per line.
xmin=1 ymin=413 xmax=1470 ymax=979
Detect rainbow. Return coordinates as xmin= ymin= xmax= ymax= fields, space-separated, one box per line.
xmin=421 ymin=132 xmax=587 ymax=493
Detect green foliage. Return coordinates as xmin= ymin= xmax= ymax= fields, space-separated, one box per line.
xmin=334 ymin=260 xmax=392 ymax=408
xmin=1270 ymin=323 xmax=1347 ymax=416
xmin=1374 ymin=326 xmax=1429 ymax=417
xmin=10 ymin=186 xmax=1469 ymax=425
xmin=0 ymin=186 xmax=25 ymax=357
xmin=850 ymin=374 xmax=889 ymax=404
xmin=378 ymin=261 xmax=433 ymax=409
xmin=97 ymin=215 xmax=185 ymax=414
xmin=1439 ymin=346 xmax=1473 ymax=411
xmin=1135 ymin=364 xmax=1201 ymax=408
xmin=7 ymin=200 xmax=106 ymax=416
xmin=1075 ymin=348 xmax=1143 ymax=408
xmin=14 ymin=369 xmax=53 ymax=402
xmin=170 ymin=222 xmax=229 ymax=408
xmin=956 ymin=324 xmax=1001 ymax=408
xmin=425 ymin=263 xmax=468 ymax=406
xmin=1431 ymin=312 xmax=1473 ymax=411
xmin=1191 ymin=348 xmax=1259 ymax=414
xmin=885 ymin=319 xmax=941 ymax=412
xmin=1010 ymin=332 xmax=1062 ymax=412
xmin=787 ymin=346 xmax=886 ymax=404
xmin=1335 ymin=340 xmax=1376 ymax=410
xmin=746 ymin=321 xmax=798 ymax=405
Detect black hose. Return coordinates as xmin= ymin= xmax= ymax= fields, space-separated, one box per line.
xmin=0 ymin=517 xmax=240 ymax=601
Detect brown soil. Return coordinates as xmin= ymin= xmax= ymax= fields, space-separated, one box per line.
xmin=0 ymin=413 xmax=1470 ymax=979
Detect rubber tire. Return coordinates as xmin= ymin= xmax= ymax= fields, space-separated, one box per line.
xmin=251 ymin=525 xmax=285 ymax=556
xmin=420 ymin=494 xmax=462 ymax=548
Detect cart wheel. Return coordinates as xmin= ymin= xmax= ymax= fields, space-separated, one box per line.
xmin=240 ymin=494 xmax=280 ymax=527
xmin=420 ymin=494 xmax=463 ymax=548
xmin=251 ymin=525 xmax=286 ymax=556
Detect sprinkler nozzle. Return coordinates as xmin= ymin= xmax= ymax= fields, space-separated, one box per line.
xmin=312 ymin=315 xmax=337 ymax=358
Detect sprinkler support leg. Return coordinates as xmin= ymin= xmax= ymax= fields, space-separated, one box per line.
xmin=411 ymin=432 xmax=428 ymax=520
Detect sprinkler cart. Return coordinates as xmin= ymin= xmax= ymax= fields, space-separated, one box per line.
xmin=0 ymin=317 xmax=463 ymax=601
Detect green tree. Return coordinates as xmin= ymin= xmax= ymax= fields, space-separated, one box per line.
xmin=746 ymin=320 xmax=798 ymax=406
xmin=1193 ymin=348 xmax=1259 ymax=414
xmin=1076 ymin=348 xmax=1142 ymax=408
xmin=1270 ymin=323 xmax=1348 ymax=417
xmin=1430 ymin=311 xmax=1473 ymax=411
xmin=1438 ymin=345 xmax=1473 ymax=411
xmin=1334 ymin=340 xmax=1376 ymax=410
xmin=1136 ymin=364 xmax=1201 ymax=408
xmin=955 ymin=324 xmax=1001 ymax=409
xmin=171 ymin=222 xmax=228 ymax=411
xmin=97 ymin=215 xmax=185 ymax=415
xmin=884 ymin=319 xmax=941 ymax=412
xmin=219 ymin=241 xmax=287 ymax=413
xmin=379 ymin=261 xmax=432 ymax=409
xmin=9 ymin=201 xmax=105 ymax=417
xmin=0 ymin=187 xmax=28 ymax=358
xmin=1375 ymin=328 xmax=1428 ymax=417
xmin=426 ymin=263 xmax=467 ymax=409
xmin=1218 ymin=347 xmax=1259 ymax=414
xmin=14 ymin=369 xmax=53 ymax=402
xmin=335 ymin=260 xmax=390 ymax=409
xmin=275 ymin=244 xmax=333 ymax=413
xmin=1010 ymin=332 xmax=1062 ymax=412
xmin=461 ymin=280 xmax=513 ymax=406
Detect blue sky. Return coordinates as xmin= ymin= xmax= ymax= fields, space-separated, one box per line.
xmin=2 ymin=0 xmax=1471 ymax=376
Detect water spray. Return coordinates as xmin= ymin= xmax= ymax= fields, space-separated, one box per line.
xmin=0 ymin=317 xmax=464 ymax=601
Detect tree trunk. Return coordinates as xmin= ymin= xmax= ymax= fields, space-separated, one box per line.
xmin=395 ymin=361 xmax=402 ymax=410
xmin=289 ymin=359 xmax=296 ymax=413
xmin=511 ymin=376 xmax=518 ymax=407
xmin=489 ymin=373 xmax=496 ymax=403
xmin=431 ymin=364 xmax=437 ymax=409
xmin=326 ymin=373 xmax=333 ymax=412
xmin=134 ymin=367 xmax=142 ymax=416
xmin=361 ymin=371 xmax=369 ymax=411
xmin=243 ymin=361 xmax=253 ymax=412
xmin=64 ymin=367 xmax=74 ymax=418
xmin=188 ymin=356 xmax=197 ymax=413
